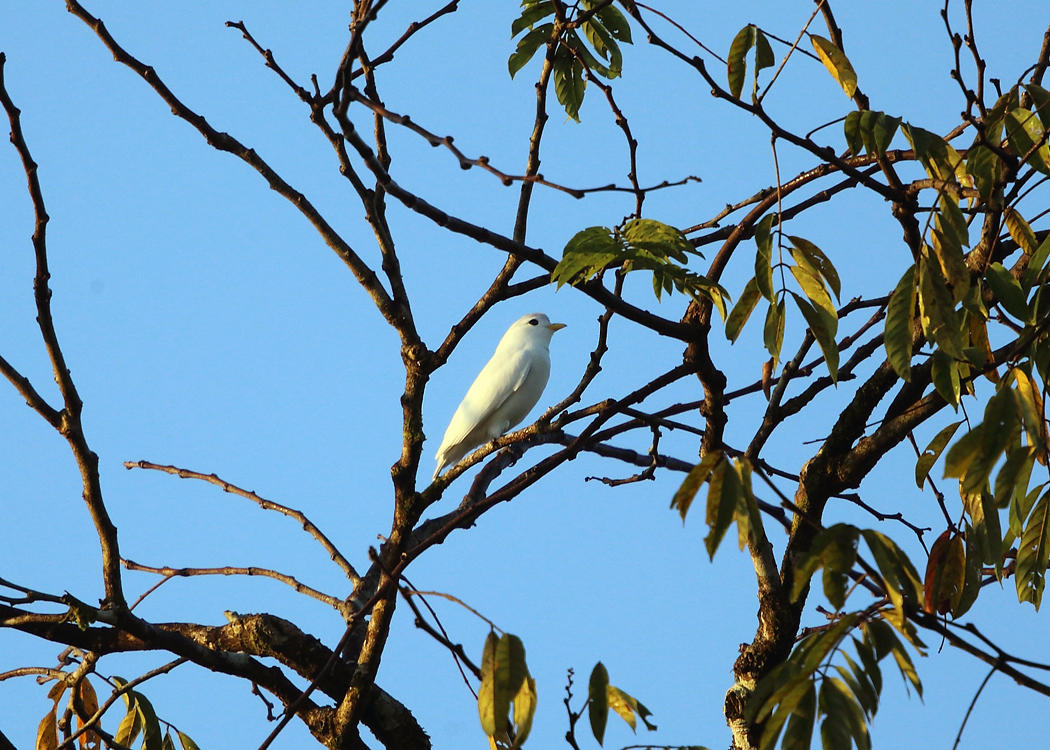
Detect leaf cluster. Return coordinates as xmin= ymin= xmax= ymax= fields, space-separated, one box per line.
xmin=509 ymin=0 xmax=633 ymax=120
xmin=552 ymin=219 xmax=728 ymax=314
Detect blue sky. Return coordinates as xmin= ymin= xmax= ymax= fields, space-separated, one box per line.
xmin=2 ymin=2 xmax=1049 ymax=748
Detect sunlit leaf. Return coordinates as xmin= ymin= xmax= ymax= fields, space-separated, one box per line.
xmin=512 ymin=675 xmax=537 ymax=745
xmin=1016 ymin=489 xmax=1050 ymax=608
xmin=754 ymin=214 xmax=776 ymax=301
xmin=725 ymin=277 xmax=762 ymax=342
xmin=705 ymin=455 xmax=743 ymax=560
xmin=623 ymin=218 xmax=694 ymax=261
xmin=790 ymin=292 xmax=839 ymax=382
xmin=553 ymin=48 xmax=587 ymax=121
xmin=915 ymin=421 xmax=962 ymax=488
xmin=918 ymin=256 xmax=965 ymax=360
xmin=1005 ymin=207 xmax=1038 ymax=255
xmin=113 ymin=704 xmax=142 ymax=748
xmin=671 ymin=450 xmax=723 ymax=521
xmin=862 ymin=529 xmax=922 ymax=616
xmin=478 ymin=632 xmax=500 ymax=736
xmin=36 ymin=708 xmax=58 ymax=750
xmin=810 ymin=35 xmax=857 ymax=97
xmin=789 ymin=235 xmax=841 ymax=299
xmin=885 ymin=265 xmax=916 ymax=380
xmin=764 ymin=299 xmax=785 ymax=366
xmin=727 ymin=25 xmax=755 ymax=99
xmin=1005 ymin=108 xmax=1050 ymax=174
xmin=176 ymin=730 xmax=201 ymax=750
xmin=508 ymin=24 xmax=554 ymax=78
xmin=779 ymin=679 xmax=816 ymax=750
xmin=552 ymin=226 xmax=620 ymax=288
xmin=136 ymin=692 xmax=163 ymax=750
xmin=606 ymin=685 xmax=656 ymax=733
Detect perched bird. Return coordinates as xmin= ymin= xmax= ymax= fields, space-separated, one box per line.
xmin=433 ymin=313 xmax=566 ymax=480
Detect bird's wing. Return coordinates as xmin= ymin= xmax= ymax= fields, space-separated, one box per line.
xmin=437 ymin=350 xmax=534 ymax=454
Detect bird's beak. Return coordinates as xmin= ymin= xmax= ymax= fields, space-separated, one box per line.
xmin=548 ymin=322 xmax=567 ymax=332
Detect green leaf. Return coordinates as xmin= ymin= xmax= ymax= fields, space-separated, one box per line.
xmin=752 ymin=30 xmax=774 ymax=100
xmin=996 ymin=444 xmax=1036 ymax=516
xmin=623 ymin=218 xmax=694 ymax=261
xmin=839 ymin=653 xmax=878 ymax=718
xmin=727 ymin=25 xmax=755 ymax=99
xmin=915 ymin=421 xmax=962 ymax=488
xmin=961 ymin=488 xmax=1002 ymax=570
xmin=789 ymin=235 xmax=841 ymax=299
xmin=844 ymin=111 xmax=863 ymax=155
xmin=552 ymin=226 xmax=620 ymax=288
xmin=580 ymin=16 xmax=622 ymax=77
xmin=959 ymin=387 xmax=1021 ymax=495
xmin=985 ymin=262 xmax=1031 ymax=323
xmin=764 ymin=299 xmax=785 ymax=366
xmin=759 ymin=678 xmax=812 ymax=750
xmin=1012 ymin=368 xmax=1047 ymax=452
xmin=594 ymin=3 xmax=632 ymax=43
xmin=508 ymin=24 xmax=554 ymax=78
xmin=918 ymin=255 xmax=965 ymax=360
xmin=1005 ymin=208 xmax=1038 ymax=255
xmin=1026 ymin=83 xmax=1050 ymax=130
xmin=754 ymin=214 xmax=776 ymax=301
xmin=704 ymin=455 xmax=742 ymax=560
xmin=1016 ymin=489 xmax=1050 ymax=608
xmin=725 ymin=277 xmax=762 ymax=342
xmin=954 ymin=532 xmax=983 ymax=616
xmin=780 ymin=680 xmax=816 ymax=750
xmin=671 ymin=450 xmax=723 ymax=521
xmin=862 ymin=529 xmax=923 ymax=616
xmin=511 ymin=1 xmax=555 ymax=37
xmin=789 ymin=262 xmax=835 ymax=319
xmin=553 ymin=49 xmax=587 ymax=121
xmin=884 ymin=265 xmax=916 ymax=380
xmin=1022 ymin=232 xmax=1050 ymax=287
xmin=513 ymin=675 xmax=538 ymax=744
xmin=790 ymin=292 xmax=839 ymax=382
xmin=1005 ymin=108 xmax=1050 ymax=174
xmin=943 ymin=424 xmax=983 ymax=481
xmin=872 ymin=112 xmax=901 ymax=154
xmin=478 ymin=632 xmax=500 ymax=736
xmin=113 ymin=704 xmax=142 ymax=747
xmin=606 ymin=685 xmax=656 ymax=733
xmin=966 ymin=144 xmax=1007 ymax=204
xmin=810 ymin=35 xmax=858 ymax=97
xmin=904 ymin=124 xmax=963 ymax=182
xmin=821 ymin=678 xmax=871 ymax=750
xmin=789 ymin=523 xmax=859 ymax=606
xmin=162 ymin=731 xmax=177 ymax=750
xmin=565 ymin=29 xmax=614 ymax=78
xmin=588 ymin=662 xmax=610 ymax=745
xmin=930 ymin=349 xmax=961 ymax=406
xmin=885 ymin=629 xmax=923 ymax=697
xmin=136 ymin=692 xmax=163 ymax=750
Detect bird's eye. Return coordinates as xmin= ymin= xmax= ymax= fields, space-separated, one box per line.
xmin=528 ymin=318 xmax=539 ymax=326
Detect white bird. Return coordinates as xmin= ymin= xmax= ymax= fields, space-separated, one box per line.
xmin=433 ymin=313 xmax=566 ymax=480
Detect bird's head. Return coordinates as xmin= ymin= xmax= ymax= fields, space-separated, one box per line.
xmin=501 ymin=313 xmax=566 ymax=348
